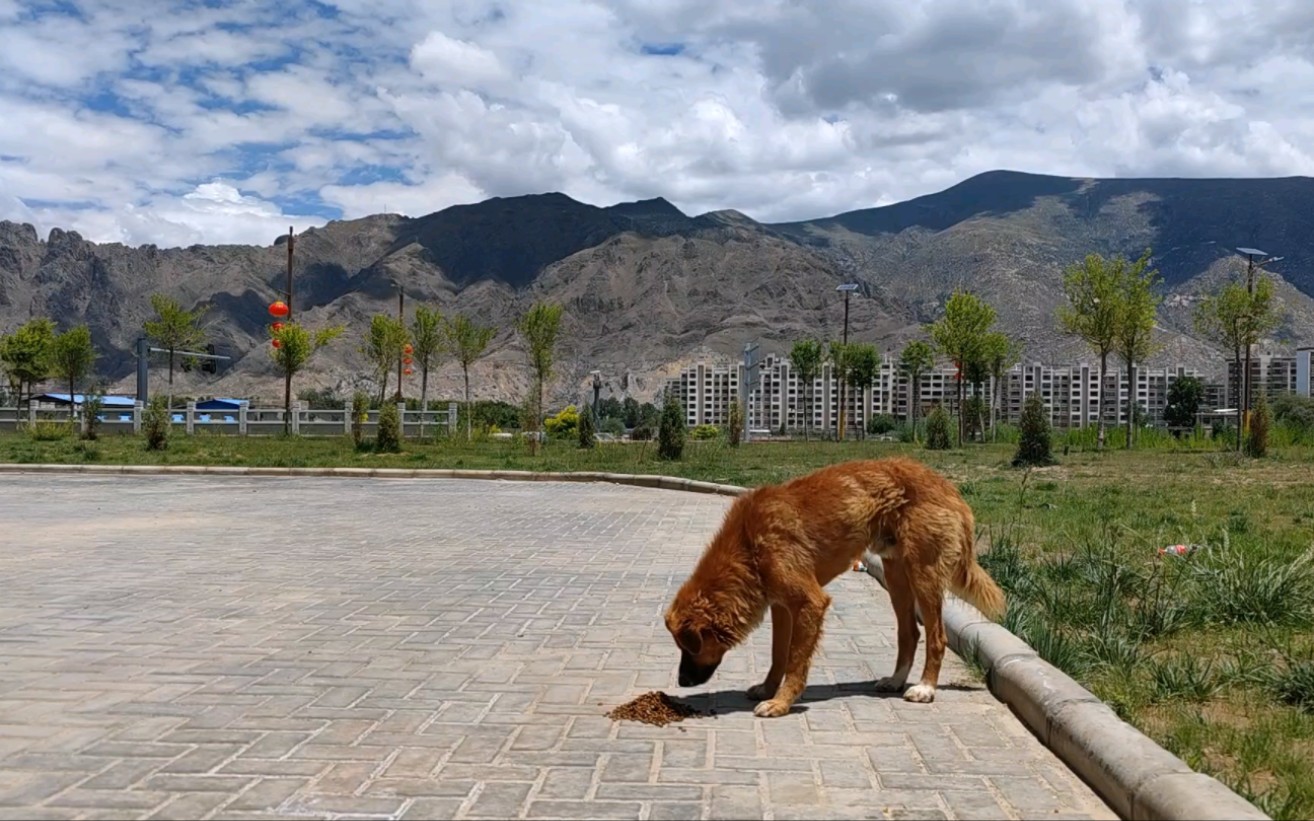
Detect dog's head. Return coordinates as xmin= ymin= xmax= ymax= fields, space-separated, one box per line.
xmin=664 ymin=601 xmax=733 ymax=688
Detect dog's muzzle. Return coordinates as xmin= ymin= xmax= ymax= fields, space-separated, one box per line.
xmin=678 ymin=653 xmax=719 ymax=688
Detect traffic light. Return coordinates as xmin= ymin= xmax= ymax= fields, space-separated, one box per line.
xmin=202 ymin=343 xmax=218 ymax=374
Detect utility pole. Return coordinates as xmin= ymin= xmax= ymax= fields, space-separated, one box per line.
xmin=1235 ymin=247 xmax=1283 ymax=449
xmin=836 ymin=283 xmax=859 ymax=441
xmin=283 ymin=225 xmax=295 ymax=435
xmin=286 ymin=226 xmax=294 ymax=321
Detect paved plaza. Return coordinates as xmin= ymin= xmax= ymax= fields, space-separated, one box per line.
xmin=0 ymin=474 xmax=1116 ymax=820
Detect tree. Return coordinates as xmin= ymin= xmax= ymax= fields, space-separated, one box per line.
xmin=726 ymin=395 xmax=744 ymax=447
xmin=1013 ymin=393 xmax=1056 ymax=467
xmin=1113 ymin=250 xmax=1162 ymax=449
xmin=898 ymin=340 xmax=935 ymax=438
xmin=143 ymin=294 xmax=206 ymax=410
xmin=827 ymin=340 xmax=854 ymax=440
xmin=50 ymin=325 xmax=97 ymax=423
xmin=1057 ymin=253 xmax=1125 ymax=450
xmin=375 ymin=400 xmax=401 ymax=453
xmin=845 ymin=343 xmax=880 ymax=439
xmin=658 ymin=392 xmax=685 ymax=460
xmin=924 ymin=405 xmax=951 ymax=450
xmin=928 ymin=290 xmax=997 ymax=446
xmin=0 ymin=317 xmax=55 ymax=416
xmin=410 ymin=306 xmax=445 ymax=438
xmin=517 ymin=302 xmax=565 ymax=451
xmin=981 ymin=332 xmax=1022 ymax=441
xmin=1194 ymin=277 xmax=1280 ymax=451
xmin=271 ymin=322 xmax=345 ymax=435
xmin=1246 ymin=392 xmax=1270 ymax=458
xmin=362 ymin=314 xmax=409 ymax=405
xmin=445 ymin=313 xmax=497 ymax=441
xmin=578 ymin=402 xmax=597 ymax=449
xmin=789 ymin=338 xmax=823 ymax=440
xmin=1164 ymin=375 xmax=1205 ymax=432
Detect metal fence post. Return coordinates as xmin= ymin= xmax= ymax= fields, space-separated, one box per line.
xmin=238 ymin=404 xmax=248 ymax=435
xmin=186 ymin=402 xmax=196 ymax=435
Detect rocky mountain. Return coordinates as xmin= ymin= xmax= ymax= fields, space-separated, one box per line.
xmin=2 ymin=170 xmax=1313 ymax=408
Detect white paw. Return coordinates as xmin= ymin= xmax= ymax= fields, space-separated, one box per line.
xmin=752 ymin=698 xmax=792 ymax=718
xmin=874 ymin=676 xmax=907 ymax=693
xmin=903 ymin=683 xmax=936 ymax=703
xmin=746 ymin=682 xmax=776 ymax=701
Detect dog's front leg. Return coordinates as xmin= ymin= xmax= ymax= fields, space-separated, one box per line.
xmin=753 ymin=592 xmax=831 ymax=717
xmin=747 ymin=604 xmax=792 ymax=701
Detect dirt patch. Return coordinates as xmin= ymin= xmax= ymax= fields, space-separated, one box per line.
xmin=607 ymin=691 xmax=707 ymax=726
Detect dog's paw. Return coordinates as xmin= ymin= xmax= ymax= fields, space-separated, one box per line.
xmin=874 ymin=676 xmax=907 ymax=693
xmin=752 ymin=698 xmax=793 ymax=718
xmin=746 ymin=682 xmax=777 ymax=701
xmin=903 ymin=684 xmax=936 ymax=703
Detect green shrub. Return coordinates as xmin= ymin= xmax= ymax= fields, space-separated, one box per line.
xmin=631 ymin=423 xmax=653 ymax=441
xmin=375 ymin=402 xmax=401 ymax=453
xmin=143 ymin=396 xmax=170 ymax=451
xmin=30 ymin=419 xmax=72 ymax=441
xmin=543 ymin=405 xmax=579 ymax=439
xmin=658 ymin=394 xmax=685 ymax=460
xmin=924 ymin=405 xmax=951 ymax=450
xmin=82 ymin=393 xmax=103 ymax=441
xmin=867 ymin=413 xmax=897 ymax=436
xmin=690 ymin=423 xmax=720 ymax=440
xmin=727 ymin=398 xmax=744 ymax=447
xmin=577 ymin=402 xmax=596 ymax=449
xmin=1012 ymin=393 xmax=1056 ymax=467
xmin=600 ymin=417 xmax=625 ymax=436
xmin=351 ymin=390 xmax=369 ymax=447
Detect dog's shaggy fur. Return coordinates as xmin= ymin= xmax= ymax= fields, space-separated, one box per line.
xmin=664 ymin=457 xmax=1006 ymax=717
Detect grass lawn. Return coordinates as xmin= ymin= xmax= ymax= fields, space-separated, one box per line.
xmin=4 ymin=428 xmax=1313 ymax=818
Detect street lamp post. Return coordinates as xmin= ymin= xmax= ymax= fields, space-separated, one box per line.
xmin=1235 ymin=247 xmax=1283 ymax=449
xmin=836 ymin=283 xmax=860 ymax=441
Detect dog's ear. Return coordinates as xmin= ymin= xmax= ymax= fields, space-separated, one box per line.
xmin=675 ymin=625 xmax=703 ymax=655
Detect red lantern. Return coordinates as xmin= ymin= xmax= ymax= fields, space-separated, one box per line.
xmin=403 ymin=343 xmax=413 ymax=355
xmin=404 ymin=367 xmax=414 ymax=375
xmin=269 ymin=301 xmax=289 ymax=318
xmin=271 ymin=321 xmax=284 ymax=332
xmin=403 ymin=356 xmax=413 ymax=365
xmin=271 ymin=338 xmax=282 ymax=349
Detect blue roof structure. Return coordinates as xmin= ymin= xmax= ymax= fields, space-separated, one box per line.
xmin=195 ymin=398 xmax=249 ymax=411
xmin=35 ymin=393 xmax=137 ymax=408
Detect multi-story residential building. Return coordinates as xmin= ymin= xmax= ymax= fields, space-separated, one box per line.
xmin=665 ymin=354 xmax=1209 ymax=434
xmin=1298 ymin=348 xmax=1313 ymax=398
xmin=1226 ymin=354 xmax=1299 ymax=407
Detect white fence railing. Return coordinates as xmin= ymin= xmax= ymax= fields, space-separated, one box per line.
xmin=0 ymin=402 xmax=459 ymax=437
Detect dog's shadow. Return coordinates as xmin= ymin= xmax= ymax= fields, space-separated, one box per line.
xmin=677 ymin=679 xmax=984 ymax=717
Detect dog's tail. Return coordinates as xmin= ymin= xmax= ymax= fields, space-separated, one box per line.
xmin=950 ymin=517 xmax=1007 ymax=621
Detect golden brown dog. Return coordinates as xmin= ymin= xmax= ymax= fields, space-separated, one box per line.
xmin=664 ymin=457 xmax=1005 ymax=717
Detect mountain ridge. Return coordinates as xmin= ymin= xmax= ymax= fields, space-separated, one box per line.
xmin=3 ymin=170 xmax=1313 ymax=407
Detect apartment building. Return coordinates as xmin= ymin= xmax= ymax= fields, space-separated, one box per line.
xmin=1226 ymin=354 xmax=1300 ymax=407
xmin=665 ymin=354 xmax=1209 ymax=433
xmin=1298 ymin=348 xmax=1313 ymax=398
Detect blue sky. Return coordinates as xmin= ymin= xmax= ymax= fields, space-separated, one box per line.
xmin=1 ymin=0 xmax=1313 ymax=247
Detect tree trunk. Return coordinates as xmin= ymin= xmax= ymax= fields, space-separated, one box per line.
xmin=1096 ymin=352 xmax=1107 ymax=451
xmin=283 ymin=369 xmax=292 ymax=436
xmin=419 ymin=368 xmax=428 ymax=439
xmin=956 ymin=364 xmax=964 ymax=447
xmin=167 ymin=349 xmax=175 ymax=412
xmin=463 ymin=363 xmax=473 ymax=441
xmin=1125 ymin=357 xmax=1135 ymax=449
xmin=911 ymin=377 xmax=919 ymax=442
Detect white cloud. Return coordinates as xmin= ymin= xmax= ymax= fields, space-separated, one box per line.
xmin=1 ymin=0 xmax=1313 ymax=245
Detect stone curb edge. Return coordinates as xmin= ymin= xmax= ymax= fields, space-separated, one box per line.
xmin=861 ymin=560 xmax=1269 ymax=821
xmin=0 ymin=461 xmax=1270 ymax=821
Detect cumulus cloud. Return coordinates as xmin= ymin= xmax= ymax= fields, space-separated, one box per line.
xmin=1 ymin=0 xmax=1312 ymax=247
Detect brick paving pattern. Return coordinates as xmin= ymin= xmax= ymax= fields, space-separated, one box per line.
xmin=0 ymin=474 xmax=1116 ymax=820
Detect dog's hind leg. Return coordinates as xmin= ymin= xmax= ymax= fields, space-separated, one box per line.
xmin=903 ymin=574 xmax=947 ymax=703
xmin=752 ymin=588 xmax=831 ymax=718
xmin=875 ymin=558 xmax=919 ymax=693
xmin=747 ymin=604 xmax=792 ymax=701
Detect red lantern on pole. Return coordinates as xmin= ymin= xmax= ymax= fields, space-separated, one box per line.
xmin=403 ymin=356 xmax=413 ymax=365
xmin=404 ymin=367 xmax=414 ymax=376
xmin=271 ymin=338 xmax=282 ymax=349
xmin=403 ymin=343 xmax=413 ymax=355
xmin=269 ymin=301 xmax=289 ymax=318
xmin=271 ymin=321 xmax=284 ymax=332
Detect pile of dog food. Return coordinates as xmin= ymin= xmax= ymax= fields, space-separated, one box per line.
xmin=607 ymin=691 xmax=707 ymax=726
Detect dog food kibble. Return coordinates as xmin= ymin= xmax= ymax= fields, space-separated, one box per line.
xmin=607 ymin=691 xmax=706 ymax=726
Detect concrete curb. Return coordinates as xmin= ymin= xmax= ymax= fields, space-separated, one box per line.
xmin=0 ymin=462 xmax=1270 ymax=820
xmin=862 ymin=560 xmax=1268 ymax=821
